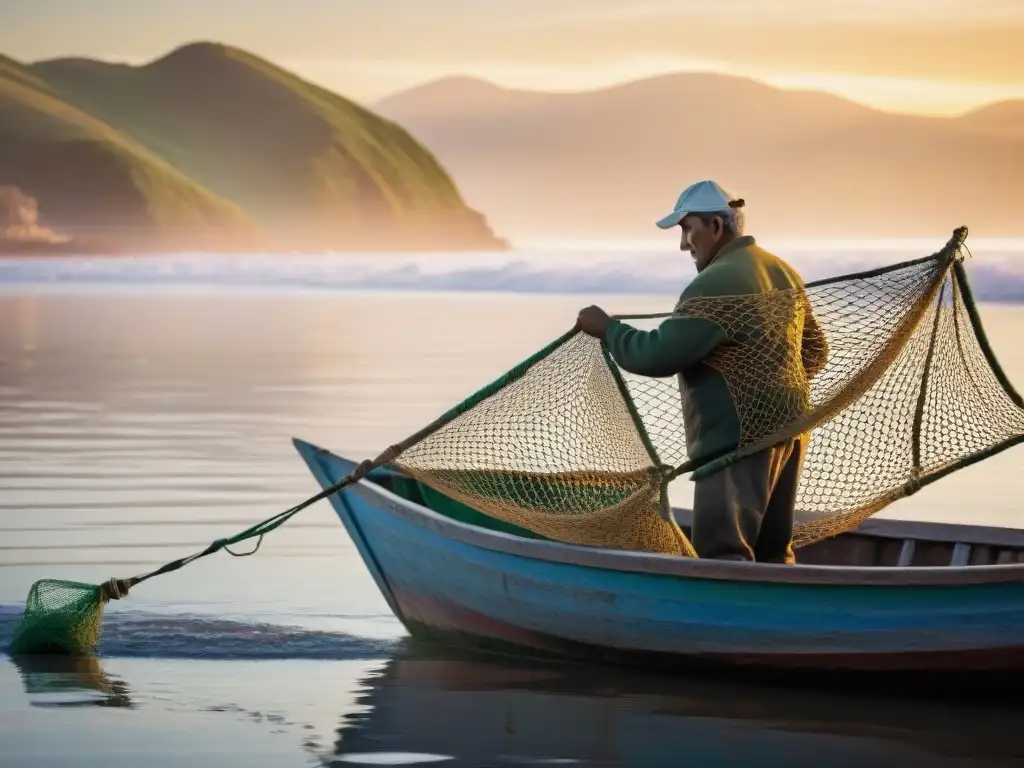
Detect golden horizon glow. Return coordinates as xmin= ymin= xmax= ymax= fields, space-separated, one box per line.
xmin=287 ymin=58 xmax=1024 ymax=117
xmin=6 ymin=0 xmax=1024 ymax=117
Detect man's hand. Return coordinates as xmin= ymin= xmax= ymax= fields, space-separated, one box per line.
xmin=576 ymin=305 xmax=612 ymax=338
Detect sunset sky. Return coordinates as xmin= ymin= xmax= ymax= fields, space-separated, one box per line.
xmin=5 ymin=0 xmax=1024 ymax=116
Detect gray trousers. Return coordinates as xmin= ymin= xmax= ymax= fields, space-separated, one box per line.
xmin=690 ymin=436 xmax=806 ymax=564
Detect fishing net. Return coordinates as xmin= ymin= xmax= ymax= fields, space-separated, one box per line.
xmin=8 ymin=580 xmax=105 ymax=655
xmin=387 ymin=227 xmax=1024 ymax=552
xmin=11 ymin=227 xmax=1024 ymax=656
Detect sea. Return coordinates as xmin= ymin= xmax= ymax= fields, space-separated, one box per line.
xmin=2 ymin=238 xmax=1024 ymax=767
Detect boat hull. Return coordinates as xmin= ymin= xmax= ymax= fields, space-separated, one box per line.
xmin=294 ymin=439 xmax=1024 ymax=677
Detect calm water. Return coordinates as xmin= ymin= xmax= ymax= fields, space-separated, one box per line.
xmin=2 ymin=288 xmax=1024 ymax=766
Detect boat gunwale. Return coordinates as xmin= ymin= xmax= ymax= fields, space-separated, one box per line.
xmin=299 ymin=441 xmax=1024 ymax=587
xmin=692 ymin=508 xmax=1024 ymax=550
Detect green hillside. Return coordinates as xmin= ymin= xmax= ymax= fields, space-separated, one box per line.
xmin=0 ymin=44 xmax=506 ymax=252
xmin=0 ymin=54 xmax=262 ymax=251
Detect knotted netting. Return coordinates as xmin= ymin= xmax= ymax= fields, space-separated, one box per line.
xmin=387 ymin=227 xmax=1024 ymax=554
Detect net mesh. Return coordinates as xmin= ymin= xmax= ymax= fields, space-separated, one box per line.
xmin=390 ymin=234 xmax=1024 ymax=555
xmin=788 ymin=265 xmax=1024 ymax=546
xmin=9 ymin=580 xmax=105 ymax=655
xmin=394 ymin=329 xmax=695 ymax=555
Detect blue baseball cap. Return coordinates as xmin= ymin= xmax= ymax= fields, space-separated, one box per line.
xmin=655 ymin=180 xmax=745 ymax=230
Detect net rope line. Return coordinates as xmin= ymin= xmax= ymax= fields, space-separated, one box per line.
xmin=69 ymin=226 xmax=1009 ymax=590
xmin=107 ymin=223 xmax=1002 ymax=581
xmin=83 ymin=326 xmax=593 ymax=597
xmin=14 ymin=225 xmax=1024 ymax=657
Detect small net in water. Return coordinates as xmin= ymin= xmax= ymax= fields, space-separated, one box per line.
xmin=9 ymin=580 xmax=105 ymax=655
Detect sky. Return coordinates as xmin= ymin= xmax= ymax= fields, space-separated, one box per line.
xmin=4 ymin=0 xmax=1024 ymax=115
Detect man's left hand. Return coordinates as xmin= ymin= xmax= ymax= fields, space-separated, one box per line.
xmin=577 ymin=305 xmax=612 ymax=338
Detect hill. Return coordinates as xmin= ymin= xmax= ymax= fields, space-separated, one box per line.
xmin=0 ymin=53 xmax=258 ymax=252
xmin=374 ymin=75 xmax=1024 ymax=240
xmin=0 ymin=44 xmax=505 ymax=253
xmin=957 ymin=101 xmax=1024 ymax=140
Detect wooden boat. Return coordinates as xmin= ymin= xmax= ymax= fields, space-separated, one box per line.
xmin=293 ymin=438 xmax=1024 ymax=680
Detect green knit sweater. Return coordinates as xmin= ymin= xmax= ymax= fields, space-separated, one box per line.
xmin=605 ymin=236 xmax=828 ymax=468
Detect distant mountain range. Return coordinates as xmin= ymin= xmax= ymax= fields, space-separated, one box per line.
xmin=0 ymin=44 xmax=506 ymax=254
xmin=374 ymin=75 xmax=1024 ymax=240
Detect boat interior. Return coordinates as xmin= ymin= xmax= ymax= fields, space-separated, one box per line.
xmin=365 ymin=466 xmax=1024 ymax=569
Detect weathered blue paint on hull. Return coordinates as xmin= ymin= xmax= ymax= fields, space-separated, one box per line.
xmin=294 ymin=439 xmax=1024 ymax=674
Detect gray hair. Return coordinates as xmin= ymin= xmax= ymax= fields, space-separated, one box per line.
xmin=693 ymin=207 xmax=746 ymax=237
xmin=692 ymin=201 xmax=749 ymax=234
xmin=712 ymin=207 xmax=745 ymax=237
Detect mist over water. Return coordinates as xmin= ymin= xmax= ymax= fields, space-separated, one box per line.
xmin=2 ymin=238 xmax=1023 ymax=299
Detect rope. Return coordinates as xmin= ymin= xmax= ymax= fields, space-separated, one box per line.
xmin=101 ymin=226 xmax=973 ymax=596
xmin=104 ymin=403 xmax=479 ymax=595
xmin=119 ymin=456 xmax=380 ymax=591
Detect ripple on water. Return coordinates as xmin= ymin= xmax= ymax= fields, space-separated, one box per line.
xmin=333 ymin=755 xmax=455 ymax=765
xmin=0 ymin=607 xmax=400 ymax=660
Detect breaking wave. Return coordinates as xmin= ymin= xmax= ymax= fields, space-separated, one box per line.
xmin=2 ymin=240 xmax=1023 ymax=299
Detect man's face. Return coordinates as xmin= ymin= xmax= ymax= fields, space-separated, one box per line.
xmin=678 ymin=214 xmax=727 ymax=272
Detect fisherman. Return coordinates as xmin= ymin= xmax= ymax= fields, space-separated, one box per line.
xmin=576 ymin=180 xmax=828 ymax=563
